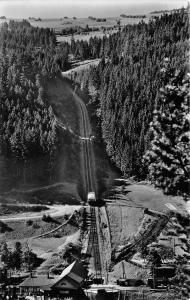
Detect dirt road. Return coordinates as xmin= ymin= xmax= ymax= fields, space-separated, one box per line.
xmin=0 ymin=205 xmax=80 ymax=221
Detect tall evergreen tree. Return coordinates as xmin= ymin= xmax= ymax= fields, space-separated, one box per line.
xmin=0 ymin=241 xmax=10 ymax=266
xmin=12 ymin=241 xmax=22 ymax=270
xmin=144 ymin=63 xmax=190 ymax=198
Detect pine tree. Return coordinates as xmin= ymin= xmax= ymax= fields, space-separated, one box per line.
xmin=12 ymin=241 xmax=22 ymax=270
xmin=144 ymin=63 xmax=190 ymax=198
xmin=23 ymin=245 xmax=38 ymax=271
xmin=0 ymin=241 xmax=10 ymax=266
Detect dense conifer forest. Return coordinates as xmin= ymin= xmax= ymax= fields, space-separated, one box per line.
xmin=0 ymin=20 xmax=69 ymax=159
xmin=0 ymin=10 xmax=188 ymax=176
xmin=72 ymin=9 xmax=189 ymax=178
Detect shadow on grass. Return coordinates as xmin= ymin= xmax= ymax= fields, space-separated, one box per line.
xmin=0 ymin=220 xmax=13 ymax=233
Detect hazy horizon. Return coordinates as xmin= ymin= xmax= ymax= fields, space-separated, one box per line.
xmin=0 ymin=0 xmax=188 ymax=19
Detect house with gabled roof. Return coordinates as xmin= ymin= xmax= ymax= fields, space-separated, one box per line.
xmin=19 ymin=260 xmax=88 ymax=298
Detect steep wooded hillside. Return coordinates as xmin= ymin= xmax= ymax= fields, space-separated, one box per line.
xmin=0 ymin=20 xmax=70 ymax=159
xmin=73 ymin=9 xmax=189 ymax=178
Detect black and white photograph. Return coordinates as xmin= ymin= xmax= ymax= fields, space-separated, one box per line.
xmin=0 ymin=0 xmax=189 ymax=299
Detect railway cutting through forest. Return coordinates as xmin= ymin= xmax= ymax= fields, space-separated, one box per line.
xmin=68 ymin=84 xmax=103 ymax=279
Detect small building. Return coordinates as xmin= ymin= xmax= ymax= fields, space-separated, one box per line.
xmin=19 ymin=260 xmax=88 ymax=298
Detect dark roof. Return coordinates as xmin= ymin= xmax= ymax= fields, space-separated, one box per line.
xmin=19 ymin=260 xmax=87 ymax=290
xmin=57 ymin=260 xmax=87 ymax=284
xmin=19 ymin=275 xmax=58 ymax=290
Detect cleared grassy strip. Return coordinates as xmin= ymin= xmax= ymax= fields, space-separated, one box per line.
xmin=62 ymin=58 xmax=100 ymax=77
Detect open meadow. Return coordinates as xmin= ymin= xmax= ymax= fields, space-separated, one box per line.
xmin=28 ymin=16 xmax=150 ymax=30
xmin=30 ymin=16 xmax=150 ymax=43
xmin=0 ymin=15 xmax=151 ymax=44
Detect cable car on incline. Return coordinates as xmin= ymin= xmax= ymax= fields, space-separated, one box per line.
xmin=87 ymin=192 xmax=96 ymax=204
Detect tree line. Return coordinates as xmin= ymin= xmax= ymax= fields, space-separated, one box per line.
xmin=59 ymin=24 xmax=99 ymax=36
xmin=0 ymin=241 xmax=39 ymax=271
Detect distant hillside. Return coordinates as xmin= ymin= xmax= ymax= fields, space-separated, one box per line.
xmin=88 ymin=16 xmax=107 ymax=22
xmin=120 ymin=14 xmax=146 ymax=18
xmin=150 ymin=8 xmax=182 ymax=14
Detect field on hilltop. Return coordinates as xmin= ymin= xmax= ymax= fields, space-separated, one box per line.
xmin=0 ymin=15 xmax=151 ymax=43
xmin=57 ymin=31 xmax=110 ymax=43
xmin=28 ymin=16 xmax=149 ymax=30
xmin=28 ymin=16 xmax=150 ymax=43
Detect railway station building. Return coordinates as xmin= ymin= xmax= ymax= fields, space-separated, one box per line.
xmin=19 ymin=260 xmax=88 ymax=299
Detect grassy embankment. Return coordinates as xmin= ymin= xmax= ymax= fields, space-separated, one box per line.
xmin=0 ymin=76 xmax=84 ymax=206
xmin=46 ymin=76 xmax=85 ymax=201
xmin=105 ymin=180 xmax=187 ymax=281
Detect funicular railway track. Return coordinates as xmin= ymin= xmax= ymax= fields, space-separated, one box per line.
xmin=72 ymin=89 xmax=102 ymax=279
xmin=87 ymin=207 xmax=102 ymax=278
